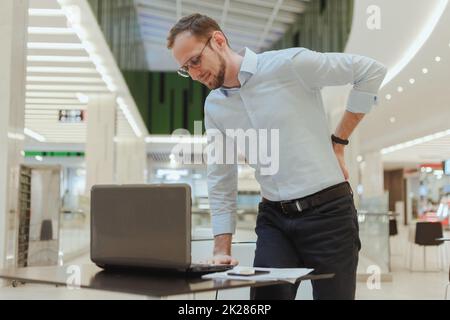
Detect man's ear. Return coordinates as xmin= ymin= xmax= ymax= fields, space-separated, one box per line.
xmin=212 ymin=31 xmax=227 ymax=49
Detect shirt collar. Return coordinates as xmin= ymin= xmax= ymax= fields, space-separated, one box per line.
xmin=238 ymin=47 xmax=258 ymax=80
xmin=219 ymin=47 xmax=257 ymax=96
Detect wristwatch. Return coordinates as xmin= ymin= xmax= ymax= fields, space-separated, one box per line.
xmin=331 ymin=134 xmax=349 ymax=145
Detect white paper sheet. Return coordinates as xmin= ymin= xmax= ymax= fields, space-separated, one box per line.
xmin=202 ymin=266 xmax=314 ymax=284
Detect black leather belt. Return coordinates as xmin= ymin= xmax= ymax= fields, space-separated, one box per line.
xmin=262 ymin=182 xmax=353 ymax=215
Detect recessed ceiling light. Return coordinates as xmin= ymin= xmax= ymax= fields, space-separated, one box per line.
xmin=409 ymin=78 xmax=415 ymax=84
xmin=28 ymin=8 xmax=64 ymax=17
xmin=25 ymin=97 xmax=82 ymax=105
xmin=385 ymin=94 xmax=392 ymax=100
xmin=27 ymin=42 xmax=85 ymax=50
xmin=26 ymin=92 xmax=75 ymax=98
xmin=27 ymin=66 xmax=97 ymax=74
xmin=28 ymin=27 xmax=75 ymax=35
xmin=28 ymin=9 xmax=65 ymax=16
xmin=27 ymin=55 xmax=90 ymax=62
xmin=389 ymin=117 xmax=396 ymax=123
xmin=435 ymin=56 xmax=441 ymax=62
xmin=26 ymin=76 xmax=103 ymax=83
xmin=397 ymin=86 xmax=403 ymax=92
xmin=26 ymin=84 xmax=108 ymax=91
xmin=422 ymin=68 xmax=429 ymax=74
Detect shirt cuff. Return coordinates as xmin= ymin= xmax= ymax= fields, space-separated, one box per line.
xmin=211 ymin=213 xmax=236 ymax=236
xmin=346 ymin=89 xmax=379 ymax=114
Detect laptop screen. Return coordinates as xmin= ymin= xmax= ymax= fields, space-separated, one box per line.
xmin=90 ymin=184 xmax=191 ymax=269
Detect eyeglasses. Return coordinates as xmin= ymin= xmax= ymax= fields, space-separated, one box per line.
xmin=177 ymin=36 xmax=212 ymax=78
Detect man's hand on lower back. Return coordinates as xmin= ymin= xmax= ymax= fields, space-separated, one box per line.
xmin=333 ymin=143 xmax=349 ymax=180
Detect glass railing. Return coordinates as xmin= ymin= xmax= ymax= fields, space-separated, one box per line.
xmin=357 ymin=192 xmax=391 ymax=275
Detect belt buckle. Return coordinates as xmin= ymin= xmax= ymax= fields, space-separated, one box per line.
xmin=280 ymin=201 xmax=290 ymax=214
xmin=295 ymin=200 xmax=303 ymax=212
xmin=280 ymin=200 xmax=303 ymax=214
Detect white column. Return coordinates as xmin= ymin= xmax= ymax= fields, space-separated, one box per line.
xmin=115 ymin=138 xmax=147 ymax=184
xmin=85 ymin=94 xmax=116 ymax=195
xmin=360 ymin=151 xmax=384 ymax=198
xmin=0 ymin=0 xmax=28 ymax=271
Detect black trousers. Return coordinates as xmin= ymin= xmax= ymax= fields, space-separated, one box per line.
xmin=250 ymin=186 xmax=361 ymax=300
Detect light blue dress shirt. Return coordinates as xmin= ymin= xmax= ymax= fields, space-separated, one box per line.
xmin=204 ymin=47 xmax=387 ymax=236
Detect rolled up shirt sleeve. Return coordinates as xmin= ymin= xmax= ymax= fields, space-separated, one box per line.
xmin=204 ymin=109 xmax=238 ymax=236
xmin=291 ymin=48 xmax=388 ymax=114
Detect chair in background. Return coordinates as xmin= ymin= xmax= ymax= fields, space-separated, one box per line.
xmin=389 ymin=218 xmax=398 ymax=236
xmin=409 ymin=222 xmax=444 ymax=271
xmin=40 ymin=219 xmax=53 ymax=241
xmin=388 ymin=215 xmax=400 ymax=256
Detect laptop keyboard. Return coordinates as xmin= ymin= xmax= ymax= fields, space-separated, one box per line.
xmin=189 ymin=263 xmax=233 ymax=273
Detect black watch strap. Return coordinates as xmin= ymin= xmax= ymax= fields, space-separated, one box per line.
xmin=331 ymin=134 xmax=349 ymax=145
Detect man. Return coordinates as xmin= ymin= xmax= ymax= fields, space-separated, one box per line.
xmin=167 ymin=13 xmax=387 ymax=300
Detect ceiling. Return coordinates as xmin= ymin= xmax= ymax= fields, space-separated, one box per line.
xmin=24 ymin=0 xmax=148 ymax=144
xmin=134 ymin=0 xmax=308 ymax=71
xmin=26 ymin=0 xmax=450 ymax=169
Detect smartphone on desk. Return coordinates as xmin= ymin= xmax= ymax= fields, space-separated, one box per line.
xmin=227 ymin=270 xmax=271 ymax=277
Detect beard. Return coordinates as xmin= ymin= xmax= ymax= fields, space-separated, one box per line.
xmin=207 ymin=52 xmax=226 ymax=90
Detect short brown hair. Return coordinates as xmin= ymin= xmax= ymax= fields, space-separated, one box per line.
xmin=167 ymin=13 xmax=228 ymax=49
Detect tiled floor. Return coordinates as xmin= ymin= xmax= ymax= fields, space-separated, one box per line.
xmin=1 ymin=224 xmax=449 ymax=300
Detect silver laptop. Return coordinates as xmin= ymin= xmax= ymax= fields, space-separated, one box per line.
xmin=90 ymin=184 xmax=232 ymax=274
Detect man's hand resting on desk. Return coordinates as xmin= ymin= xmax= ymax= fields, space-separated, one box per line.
xmin=208 ymin=233 xmax=239 ymax=266
xmin=208 ymin=254 xmax=239 ymax=266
